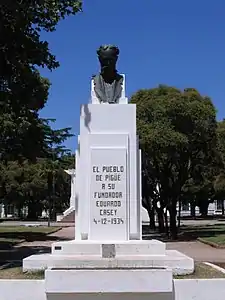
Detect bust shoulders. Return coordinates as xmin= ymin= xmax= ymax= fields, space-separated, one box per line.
xmin=92 ymin=72 xmax=123 ymax=84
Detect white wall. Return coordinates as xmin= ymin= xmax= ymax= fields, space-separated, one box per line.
xmin=174 ymin=279 xmax=225 ymax=300
xmin=0 ymin=280 xmax=45 ymax=300
xmin=1 ymin=278 xmax=225 ymax=300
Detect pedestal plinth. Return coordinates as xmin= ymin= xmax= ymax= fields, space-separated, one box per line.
xmin=76 ymin=103 xmax=141 ymax=241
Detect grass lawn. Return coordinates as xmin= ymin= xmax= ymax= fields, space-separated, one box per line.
xmin=174 ymin=263 xmax=225 ymax=279
xmin=0 ymin=263 xmax=224 ymax=280
xmin=0 ymin=226 xmax=61 ymax=248
xmin=198 ymin=235 xmax=225 ymax=247
xmin=179 ymin=224 xmax=225 ymax=247
xmin=0 ymin=267 xmax=44 ymax=279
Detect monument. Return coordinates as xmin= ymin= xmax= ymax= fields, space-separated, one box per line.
xmin=23 ymin=45 xmax=194 ymax=299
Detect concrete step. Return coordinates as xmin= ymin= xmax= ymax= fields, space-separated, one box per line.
xmin=58 ymin=210 xmax=75 ymax=223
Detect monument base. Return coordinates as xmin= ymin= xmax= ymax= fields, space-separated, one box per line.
xmin=45 ymin=267 xmax=173 ymax=300
xmin=23 ymin=240 xmax=194 ymax=275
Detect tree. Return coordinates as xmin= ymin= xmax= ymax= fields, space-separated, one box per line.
xmin=0 ymin=0 xmax=82 ymax=162
xmin=131 ymin=85 xmax=218 ymax=238
xmin=0 ymin=0 xmax=82 ymax=84
xmin=213 ymin=120 xmax=225 ymax=215
xmin=40 ymin=119 xmax=74 ymax=221
xmin=0 ymin=1 xmax=80 ymax=219
xmin=0 ymin=119 xmax=75 ymax=220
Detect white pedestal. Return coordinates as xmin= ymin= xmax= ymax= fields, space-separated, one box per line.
xmin=76 ymin=103 xmax=141 ymax=241
xmin=45 ymin=268 xmax=173 ymax=300
xmin=23 ymin=239 xmax=194 ymax=275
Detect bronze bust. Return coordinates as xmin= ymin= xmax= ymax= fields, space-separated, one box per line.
xmin=93 ymin=45 xmax=123 ymax=104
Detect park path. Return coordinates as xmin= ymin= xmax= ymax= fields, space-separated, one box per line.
xmin=167 ymin=241 xmax=225 ymax=262
xmin=17 ymin=226 xmax=225 ymax=263
xmin=17 ymin=226 xmax=75 ymax=248
xmin=0 ymin=227 xmax=76 ymax=265
xmin=0 ymin=221 xmax=73 ymax=227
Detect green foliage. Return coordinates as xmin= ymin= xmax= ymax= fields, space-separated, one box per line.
xmin=0 ymin=1 xmax=80 ymax=219
xmin=0 ymin=1 xmax=81 ymax=161
xmin=131 ymin=85 xmax=218 ymax=237
xmin=213 ymin=120 xmax=225 ymax=208
xmin=0 ymin=150 xmax=75 ymax=219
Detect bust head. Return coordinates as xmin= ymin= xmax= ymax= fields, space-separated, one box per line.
xmin=97 ymin=45 xmax=120 ymax=74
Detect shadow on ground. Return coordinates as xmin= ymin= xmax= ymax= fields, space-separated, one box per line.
xmin=0 ymin=231 xmax=67 ymax=242
xmin=0 ymin=235 xmax=70 ymax=267
xmin=0 ymin=230 xmax=71 ymax=252
xmin=142 ymin=224 xmax=225 ymax=242
xmin=0 ymin=245 xmax=50 ymax=269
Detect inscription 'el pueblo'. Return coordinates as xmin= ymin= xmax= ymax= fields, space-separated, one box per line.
xmin=92 ymin=165 xmax=125 ymax=226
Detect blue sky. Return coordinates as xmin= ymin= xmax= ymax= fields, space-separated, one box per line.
xmin=40 ymin=0 xmax=225 ymax=152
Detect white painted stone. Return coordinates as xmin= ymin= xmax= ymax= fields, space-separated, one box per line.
xmin=46 ymin=253 xmax=193 ymax=273
xmin=152 ymin=250 xmax=194 ymax=275
xmin=23 ymin=248 xmax=193 ymax=275
xmin=45 ymin=268 xmax=173 ymax=293
xmin=61 ymin=206 xmax=74 ymax=217
xmin=51 ymin=240 xmax=165 ymax=256
xmin=23 ymin=254 xmax=50 ymax=271
xmin=75 ymin=142 xmax=81 ymax=239
xmin=137 ymin=147 xmax=142 ymax=230
xmin=0 ymin=280 xmax=45 ymax=300
xmin=77 ymin=103 xmax=141 ymax=240
xmin=174 ymin=278 xmax=225 ymax=300
xmin=1 ymin=278 xmax=225 ymax=300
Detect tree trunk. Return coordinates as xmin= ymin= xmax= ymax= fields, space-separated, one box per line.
xmin=178 ymin=198 xmax=181 ymax=229
xmin=17 ymin=206 xmax=22 ymax=219
xmin=149 ymin=206 xmax=156 ymax=230
xmin=4 ymin=204 xmax=7 ymax=218
xmin=142 ymin=197 xmax=156 ymax=230
xmin=27 ymin=200 xmax=38 ymax=220
xmin=199 ymin=199 xmax=209 ymax=217
xmin=169 ymin=202 xmax=177 ymax=240
xmin=156 ymin=207 xmax=165 ymax=233
xmin=190 ymin=202 xmax=196 ymax=217
xmin=164 ymin=209 xmax=169 ymax=238
xmin=222 ymin=201 xmax=224 ymax=216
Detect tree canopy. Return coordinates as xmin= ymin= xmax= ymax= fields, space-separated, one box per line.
xmin=0 ymin=0 xmax=81 ymax=162
xmin=131 ymin=85 xmax=220 ymax=238
xmin=0 ymin=1 xmax=81 ymax=219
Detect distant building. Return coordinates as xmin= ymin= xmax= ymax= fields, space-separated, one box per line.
xmin=141 ymin=200 xmax=225 ymax=222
